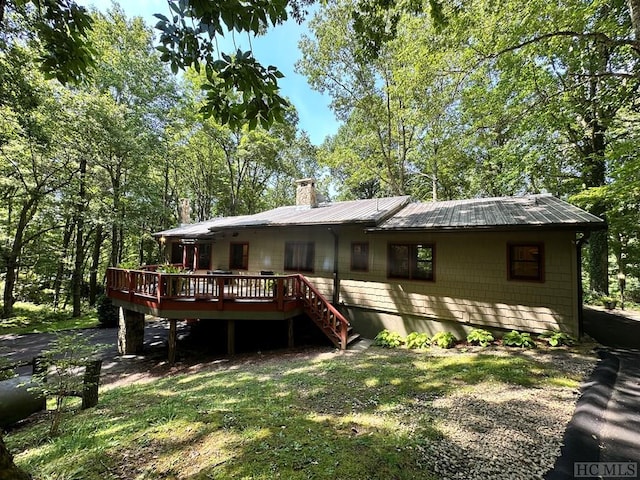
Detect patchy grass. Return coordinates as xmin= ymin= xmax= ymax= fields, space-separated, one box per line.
xmin=6 ymin=347 xmax=592 ymax=480
xmin=0 ymin=302 xmax=99 ymax=335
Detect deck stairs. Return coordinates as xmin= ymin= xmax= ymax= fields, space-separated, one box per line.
xmin=298 ymin=275 xmax=360 ymax=350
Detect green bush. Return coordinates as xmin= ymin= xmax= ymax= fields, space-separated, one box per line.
xmin=502 ymin=330 xmax=536 ymax=348
xmin=405 ymin=332 xmax=430 ymax=349
xmin=157 ymin=263 xmax=185 ymax=273
xmin=431 ymin=331 xmax=457 ymax=349
xmin=15 ymin=280 xmax=54 ymax=305
xmin=96 ymin=295 xmax=118 ymax=327
xmin=374 ymin=329 xmax=404 ymax=348
xmin=0 ymin=356 xmax=15 ymax=381
xmin=466 ymin=328 xmax=494 ymax=347
xmin=33 ymin=331 xmax=107 ymax=436
xmin=539 ymin=330 xmax=575 ymax=347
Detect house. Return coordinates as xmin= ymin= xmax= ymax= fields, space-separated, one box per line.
xmin=107 ymin=179 xmax=605 ymax=356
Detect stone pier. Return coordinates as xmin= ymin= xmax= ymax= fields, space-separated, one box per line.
xmin=117 ymin=308 xmax=145 ymax=355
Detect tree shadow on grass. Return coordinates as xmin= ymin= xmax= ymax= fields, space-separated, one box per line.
xmin=9 ymin=348 xmax=589 ymax=480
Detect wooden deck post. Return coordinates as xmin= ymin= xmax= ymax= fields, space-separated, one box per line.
xmin=276 ymin=278 xmax=284 ymax=310
xmin=227 ymin=319 xmax=235 ymax=355
xmin=81 ymin=360 xmax=102 ymax=409
xmin=288 ymin=318 xmax=294 ymax=348
xmin=117 ymin=308 xmax=145 ymax=355
xmin=168 ymin=318 xmax=177 ymax=365
xmin=217 ymin=277 xmax=225 ymax=310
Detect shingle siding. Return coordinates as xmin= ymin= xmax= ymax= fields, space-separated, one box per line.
xmin=178 ymin=225 xmax=579 ymax=337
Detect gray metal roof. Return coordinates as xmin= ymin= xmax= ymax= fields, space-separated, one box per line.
xmin=154 ymin=218 xmax=226 ymax=239
xmin=154 ymin=194 xmax=605 ymax=238
xmin=368 ymin=194 xmax=606 ymax=232
xmin=154 ymin=196 xmax=411 ymax=238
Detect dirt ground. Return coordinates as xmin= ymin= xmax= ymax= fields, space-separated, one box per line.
xmin=0 ymin=319 xmax=344 ymax=392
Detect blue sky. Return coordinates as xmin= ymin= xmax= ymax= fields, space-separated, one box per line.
xmin=76 ymin=0 xmax=339 ymax=145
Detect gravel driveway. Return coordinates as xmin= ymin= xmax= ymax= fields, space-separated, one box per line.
xmin=413 ymin=347 xmax=598 ymax=480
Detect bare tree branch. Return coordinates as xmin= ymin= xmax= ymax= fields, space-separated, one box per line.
xmin=492 ymin=30 xmax=640 ymax=58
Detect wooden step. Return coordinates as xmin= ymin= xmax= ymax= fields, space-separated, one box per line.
xmin=347 ymin=333 xmax=361 ymax=346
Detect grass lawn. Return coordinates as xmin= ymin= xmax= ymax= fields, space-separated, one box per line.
xmin=0 ymin=302 xmax=99 ymax=335
xmin=6 ymin=346 xmax=594 ymax=480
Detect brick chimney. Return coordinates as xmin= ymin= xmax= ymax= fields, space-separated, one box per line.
xmin=295 ymin=178 xmax=318 ymax=208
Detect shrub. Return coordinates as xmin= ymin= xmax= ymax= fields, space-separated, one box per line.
xmin=117 ymin=259 xmax=142 ymax=269
xmin=157 ymin=263 xmax=185 ymax=273
xmin=96 ymin=295 xmax=118 ymax=327
xmin=431 ymin=331 xmax=457 ymax=349
xmin=627 ymin=286 xmax=640 ymax=303
xmin=0 ymin=356 xmax=15 ymax=381
xmin=33 ymin=332 xmax=106 ymax=436
xmin=539 ymin=330 xmax=575 ymax=347
xmin=405 ymin=332 xmax=430 ymax=349
xmin=374 ymin=329 xmax=404 ymax=348
xmin=466 ymin=328 xmax=494 ymax=347
xmin=15 ymin=280 xmax=54 ymax=304
xmin=502 ymin=330 xmax=536 ymax=348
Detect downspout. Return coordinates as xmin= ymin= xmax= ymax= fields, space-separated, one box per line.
xmin=328 ymin=227 xmax=339 ymax=305
xmin=576 ymin=232 xmax=590 ymax=338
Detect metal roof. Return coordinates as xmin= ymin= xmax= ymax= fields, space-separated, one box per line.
xmin=367 ymin=194 xmax=606 ymax=232
xmin=154 ymin=194 xmax=605 ymax=238
xmin=154 ymin=196 xmax=411 ymax=238
xmin=154 ymin=218 xmax=226 ymax=239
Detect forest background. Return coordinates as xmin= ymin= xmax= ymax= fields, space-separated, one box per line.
xmin=1 ymin=0 xmax=639 ymax=322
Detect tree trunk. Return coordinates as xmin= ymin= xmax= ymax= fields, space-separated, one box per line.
xmin=2 ymin=198 xmax=37 ymax=318
xmin=71 ymin=157 xmax=88 ymax=317
xmin=0 ymin=434 xmax=31 ymax=480
xmin=109 ymin=169 xmax=122 ymax=267
xmin=583 ymin=119 xmax=608 ymax=294
xmin=628 ymin=0 xmax=640 ymax=45
xmin=53 ymin=217 xmax=74 ymax=310
xmin=89 ymin=223 xmax=104 ymax=305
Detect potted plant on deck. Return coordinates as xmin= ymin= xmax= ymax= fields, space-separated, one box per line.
xmin=157 ymin=264 xmax=186 ymax=295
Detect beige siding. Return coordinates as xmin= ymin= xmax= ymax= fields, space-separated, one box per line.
xmin=202 ymin=227 xmax=336 ymax=299
xmin=337 ymin=228 xmax=578 ymax=337
xmin=171 ymin=225 xmax=579 ymax=337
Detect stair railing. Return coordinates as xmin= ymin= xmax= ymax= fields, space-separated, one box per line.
xmin=296 ymin=274 xmax=350 ymax=349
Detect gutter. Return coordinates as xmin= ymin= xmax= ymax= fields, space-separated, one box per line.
xmin=328 ymin=227 xmax=340 ymax=305
xmin=365 ymin=222 xmax=608 ymax=234
xmin=576 ymin=233 xmax=590 ymax=339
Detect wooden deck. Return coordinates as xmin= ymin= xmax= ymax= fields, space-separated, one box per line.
xmin=107 ymin=269 xmax=303 ymax=319
xmin=106 ymin=268 xmax=359 ymax=350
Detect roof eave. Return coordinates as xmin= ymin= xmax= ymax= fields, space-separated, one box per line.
xmin=365 ymin=222 xmax=608 ymax=234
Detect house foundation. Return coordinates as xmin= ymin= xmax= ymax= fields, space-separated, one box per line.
xmin=118 ymin=308 xmax=145 ymax=355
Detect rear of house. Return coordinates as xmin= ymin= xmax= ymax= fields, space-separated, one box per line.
xmin=154 ymin=183 xmax=604 ymax=340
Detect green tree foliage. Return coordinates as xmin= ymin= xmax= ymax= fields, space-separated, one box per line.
xmin=171 ymin=69 xmax=317 ymax=218
xmin=299 ymin=0 xmax=480 ymax=200
xmin=0 ymin=0 xmax=95 ymax=84
xmin=299 ymin=0 xmax=640 ymax=294
xmin=0 ymin=53 xmax=78 ymax=318
xmin=153 ymin=0 xmax=317 ymax=129
xmin=298 ymin=0 xmax=418 ymax=197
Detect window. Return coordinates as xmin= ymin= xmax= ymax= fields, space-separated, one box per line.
xmin=198 ymin=243 xmax=212 ymax=270
xmin=351 ymin=242 xmax=369 ymax=272
xmin=508 ymin=243 xmax=544 ymax=281
xmin=170 ymin=243 xmax=182 ymax=264
xmin=388 ymin=243 xmax=434 ymax=280
xmin=284 ymin=241 xmax=315 ymax=272
xmin=229 ymin=242 xmax=249 ymax=270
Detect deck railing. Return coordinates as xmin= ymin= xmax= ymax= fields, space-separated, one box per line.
xmin=106 ymin=268 xmax=297 ymax=304
xmin=297 ymin=275 xmax=351 ymax=349
xmin=106 ymin=268 xmax=354 ymax=349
